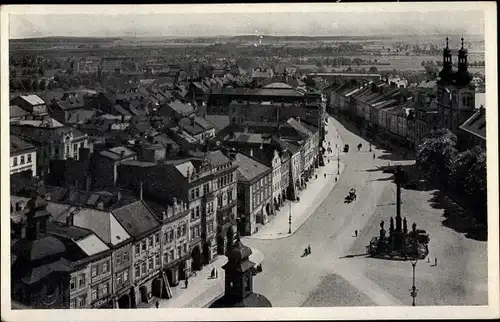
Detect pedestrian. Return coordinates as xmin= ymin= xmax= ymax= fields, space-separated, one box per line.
xmin=373 ymin=153 xmax=376 ymax=159
xmin=435 ymin=257 xmax=438 ymax=266
xmin=156 ymin=301 xmax=159 ymax=309
xmin=335 ymin=177 xmax=337 ymax=182
xmin=185 ymin=278 xmax=189 ymax=289
xmin=427 ymin=257 xmax=430 ymax=263
xmin=211 ymin=268 xmax=215 ymax=279
xmin=355 ymin=230 xmax=358 ymax=237
xmin=307 ymin=245 xmax=311 ymax=254
xmin=324 ymin=173 xmax=326 ymax=178
xmin=215 ymin=268 xmax=218 ymax=278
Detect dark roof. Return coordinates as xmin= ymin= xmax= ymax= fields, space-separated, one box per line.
xmin=14 ymin=257 xmax=72 ymax=285
xmin=460 ymin=109 xmax=486 ymax=140
xmin=65 ymin=109 xmax=96 ymax=124
xmin=52 ymin=93 xmax=85 ymax=110
xmin=111 ymin=200 xmax=160 ymax=237
xmin=10 ymin=124 xmax=86 ymax=145
xmin=10 ymin=135 xmax=35 ymax=154
xmin=47 ymin=221 xmax=93 ymax=240
xmin=11 ymin=236 xmax=67 ymax=262
xmin=210 ymin=293 xmax=272 ymax=308
xmin=205 ymin=150 xmax=231 ymax=168
xmin=178 ymin=117 xmax=206 ymax=135
xmin=204 ymin=114 xmax=230 ymax=132
xmin=234 ymin=152 xmax=271 ymax=182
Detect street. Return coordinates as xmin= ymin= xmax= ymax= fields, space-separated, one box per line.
xmin=242 ymin=116 xmax=488 ymax=307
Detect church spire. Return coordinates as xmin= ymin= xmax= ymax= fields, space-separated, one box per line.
xmin=438 ymin=37 xmax=453 ymax=84
xmin=456 ymin=36 xmax=472 ymax=86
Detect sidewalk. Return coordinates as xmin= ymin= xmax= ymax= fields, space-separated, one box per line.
xmin=247 ymin=117 xmax=346 ymax=240
xmin=159 ymin=247 xmax=264 ymax=308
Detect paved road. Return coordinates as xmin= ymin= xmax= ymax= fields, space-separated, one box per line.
xmin=243 ymin=116 xmax=488 ymax=307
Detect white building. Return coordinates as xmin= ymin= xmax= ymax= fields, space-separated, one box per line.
xmin=10 ymin=135 xmax=37 ymax=177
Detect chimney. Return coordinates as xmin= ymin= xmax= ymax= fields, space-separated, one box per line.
xmin=15 ymin=201 xmax=24 ymax=212
xmin=296 ymin=116 xmax=300 ymax=123
xmin=244 ymin=126 xmax=248 ymax=133
xmin=190 ymin=116 xmax=195 ymax=126
xmin=66 ymin=212 xmax=75 ymax=226
xmin=162 ymin=211 xmax=167 ymax=220
xmin=120 ymin=150 xmax=125 ymax=159
xmin=116 ymin=191 xmax=122 ymax=202
xmin=250 ymin=149 xmax=254 ymax=157
xmin=97 ymin=202 xmax=104 ymax=209
xmin=139 ymin=182 xmax=143 ymax=200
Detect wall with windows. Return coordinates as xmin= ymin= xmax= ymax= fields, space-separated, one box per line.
xmin=89 ymin=255 xmax=112 ymax=308
xmin=69 ymin=265 xmax=91 ymax=309
xmin=112 ymin=243 xmax=132 ymax=296
xmin=162 ymin=216 xmax=189 ymax=269
xmin=10 ymin=150 xmax=37 ymax=176
xmin=132 ymin=231 xmax=162 ymax=285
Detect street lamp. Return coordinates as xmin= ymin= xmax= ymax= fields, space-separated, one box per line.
xmin=369 ymin=140 xmax=372 ymax=152
xmin=410 ymin=258 xmax=418 ymax=306
xmin=337 ymin=148 xmax=340 ymax=175
xmin=288 ymin=200 xmax=292 ymax=234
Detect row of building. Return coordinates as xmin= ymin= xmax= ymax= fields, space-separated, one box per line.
xmin=322 ymin=38 xmax=486 ymax=151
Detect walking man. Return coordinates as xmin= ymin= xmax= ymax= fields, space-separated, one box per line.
xmin=435 ymin=257 xmax=438 ymax=266
xmin=307 ymin=245 xmax=311 ymax=255
xmin=185 ymin=278 xmax=189 ymax=289
xmin=355 ymin=230 xmax=358 ymax=237
xmin=156 ymin=301 xmax=159 ymax=309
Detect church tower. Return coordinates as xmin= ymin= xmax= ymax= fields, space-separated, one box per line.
xmin=436 ymin=37 xmax=475 ymax=134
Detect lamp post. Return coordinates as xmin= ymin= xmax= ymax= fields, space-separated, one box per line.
xmin=288 ymin=200 xmax=292 ymax=234
xmin=369 ymin=139 xmax=372 ymax=152
xmin=337 ymin=148 xmax=340 ymax=175
xmin=410 ymin=258 xmax=418 ymax=306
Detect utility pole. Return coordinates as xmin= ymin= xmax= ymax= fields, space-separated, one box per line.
xmin=337 ymin=148 xmax=340 ymax=175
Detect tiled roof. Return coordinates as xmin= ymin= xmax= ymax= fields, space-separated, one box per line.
xmin=65 ymin=109 xmax=96 ymax=124
xmin=52 ymin=93 xmax=85 ymax=110
xmin=19 ymin=118 xmax=64 ymax=128
xmin=178 ymin=117 xmax=205 ymax=136
xmin=10 ymin=123 xmax=86 ymax=145
xmin=111 ymin=200 xmax=160 ymax=237
xmin=167 ymin=100 xmax=194 ymax=116
xmin=234 ymin=152 xmax=271 ymax=182
xmin=48 ymin=220 xmax=93 ymax=240
xmin=99 ymin=146 xmax=136 ymax=160
xmin=195 ymin=116 xmax=215 ymax=130
xmin=204 ymin=114 xmax=229 ymax=131
xmin=263 ymin=82 xmax=293 ymax=89
xmin=10 ymin=135 xmax=35 ymax=154
xmin=205 ymin=150 xmax=231 ymax=168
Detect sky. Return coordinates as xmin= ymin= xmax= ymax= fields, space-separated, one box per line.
xmin=7 ymin=5 xmax=486 ymax=39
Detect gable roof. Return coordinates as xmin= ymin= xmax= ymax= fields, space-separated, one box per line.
xmin=234 ymin=152 xmax=271 ymax=182
xmin=459 ymin=108 xmax=486 ymax=140
xmin=111 ymin=200 xmax=160 ymax=237
xmin=10 ymin=105 xmax=29 ymax=119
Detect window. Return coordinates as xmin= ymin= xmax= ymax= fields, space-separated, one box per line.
xmin=164 ymin=232 xmax=168 ymax=243
xmin=164 ymin=253 xmax=169 ymax=264
xmin=117 ymin=274 xmax=122 ymax=285
xmin=135 ymin=244 xmax=140 ymax=256
xmin=182 ymin=224 xmax=187 ymax=236
xmin=170 ymin=249 xmax=174 ymax=261
xmin=203 ymin=183 xmax=209 ymax=194
xmin=196 ymin=206 xmax=200 ymax=218
xmin=91 ymin=288 xmax=98 ymax=301
xmin=227 ymin=189 xmax=233 ymax=202
xmin=73 ymin=143 xmax=78 ymax=153
xmin=12 ymin=157 xmax=17 ymax=166
xmin=148 ymin=236 xmax=153 ymax=248
xmin=141 ymin=240 xmax=146 ymax=251
xmin=195 ymin=226 xmax=200 ymax=237
xmin=155 ymin=254 xmax=160 ymax=266
xmin=195 ymin=187 xmax=200 ymax=198
xmin=80 ymin=142 xmax=84 ymax=148
xmin=79 ymin=275 xmax=86 ymax=287
xmin=27 ymin=153 xmax=32 ymax=163
xmin=102 ymin=282 xmax=109 ymax=296
xmin=135 ymin=265 xmax=140 ymax=278
xmin=218 ymin=195 xmax=223 ymax=208
xmin=123 ymin=251 xmax=129 ymax=262
xmin=102 ymin=262 xmax=109 ymax=274
xmin=169 ymin=230 xmax=174 ymax=242
xmin=54 ymin=146 xmax=59 ymax=155
xmin=191 ymin=209 xmax=195 ymax=220
xmin=177 ymin=246 xmax=182 ymax=257
xmin=141 ymin=262 xmax=147 ymax=274
xmin=155 ymin=233 xmax=159 ymax=246
xmin=91 ymin=266 xmax=97 ymax=277
xmin=70 ymin=299 xmax=77 ymax=309
xmin=116 ymin=254 xmax=122 ymax=266
xmin=183 ymin=244 xmax=187 ymax=253
xmin=123 ymin=270 xmax=129 ymax=282
xmin=190 ymin=189 xmax=195 ymax=200
xmin=20 ymin=155 xmax=25 ymax=164
xmin=66 ymin=145 xmax=70 ymax=155
xmin=70 ymin=278 xmax=76 ymax=290
xmin=148 ymin=257 xmax=154 ymax=270
xmin=79 ymin=295 xmax=87 ymax=307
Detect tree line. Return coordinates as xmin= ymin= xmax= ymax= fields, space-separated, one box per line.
xmin=416 ymin=129 xmax=487 ymax=223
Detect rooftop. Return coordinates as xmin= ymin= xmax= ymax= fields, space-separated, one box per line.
xmin=111 ymin=200 xmax=160 ymax=237
xmin=10 ymin=105 xmax=29 ymax=119
xmin=460 ymin=108 xmax=486 ymax=140
xmin=18 ymin=94 xmax=45 ymax=106
xmin=234 ymin=152 xmax=271 ymax=182
xmin=10 ymin=135 xmax=35 ymax=154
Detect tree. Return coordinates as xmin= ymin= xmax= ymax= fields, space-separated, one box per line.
xmin=416 ymin=128 xmax=458 ymax=186
xmin=424 ymin=65 xmax=439 ymax=80
xmin=32 ymin=79 xmax=39 ymax=91
xmin=21 ymin=78 xmax=32 ymax=92
xmin=39 ymin=79 xmax=47 ymax=91
xmin=369 ymin=66 xmax=378 ymax=73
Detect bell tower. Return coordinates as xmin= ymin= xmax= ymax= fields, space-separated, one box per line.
xmin=438 ymin=37 xmax=453 ymax=84
xmin=455 ymin=37 xmax=473 ymax=86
